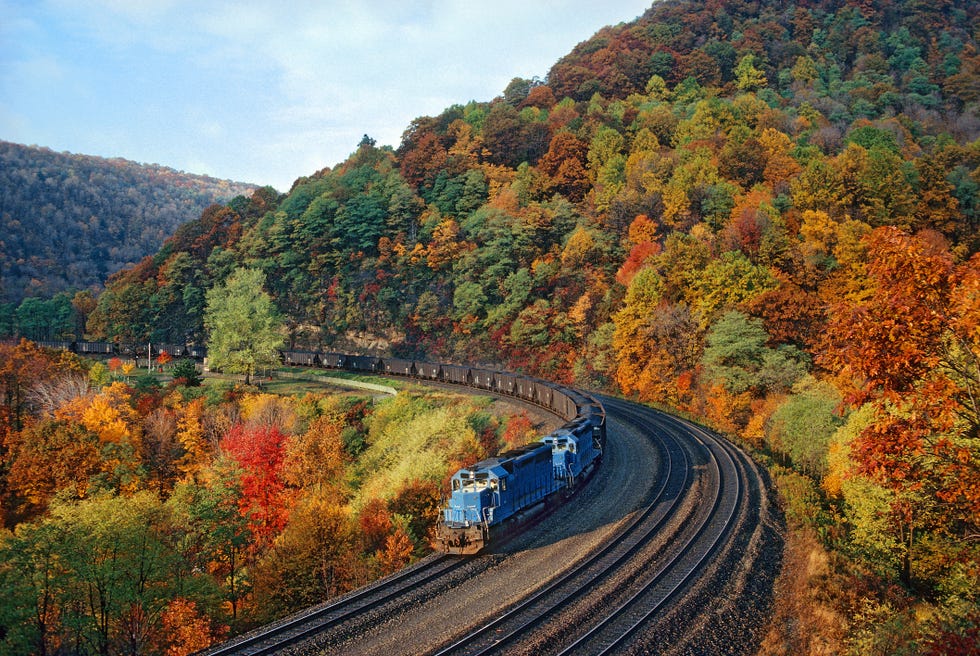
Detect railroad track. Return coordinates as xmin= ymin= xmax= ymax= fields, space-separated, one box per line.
xmin=428 ymin=397 xmax=688 ymax=655
xmin=555 ymin=405 xmax=749 ymax=655
xmin=201 ymin=553 xmax=465 ymax=655
xmin=428 ymin=397 xmax=747 ymax=655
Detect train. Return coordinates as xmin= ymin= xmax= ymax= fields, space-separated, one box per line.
xmin=279 ymin=350 xmax=606 ymax=554
xmin=22 ymin=340 xmax=605 ymax=555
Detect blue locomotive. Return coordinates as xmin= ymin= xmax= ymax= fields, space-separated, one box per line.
xmin=439 ymin=442 xmax=556 ymax=552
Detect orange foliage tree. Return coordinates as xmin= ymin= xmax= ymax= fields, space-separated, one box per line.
xmin=378 ymin=525 xmax=414 ymax=575
xmin=823 ymin=227 xmax=980 ymax=579
xmin=157 ymin=598 xmax=226 ymax=656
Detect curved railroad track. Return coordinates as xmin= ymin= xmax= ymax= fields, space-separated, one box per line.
xmin=203 ymin=395 xmax=781 ymax=656
xmin=426 ymin=397 xmax=694 ymax=656
xmin=202 ymin=554 xmax=467 ymax=655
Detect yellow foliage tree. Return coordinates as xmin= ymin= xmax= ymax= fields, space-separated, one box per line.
xmin=612 ymin=267 xmax=664 ymax=395
xmin=78 ymin=382 xmax=139 ymax=447
xmin=283 ymin=415 xmax=346 ymax=493
xmin=661 ymin=183 xmax=690 ymax=226
xmin=798 ymin=209 xmax=838 ymax=263
xmin=425 ymin=219 xmax=473 ymax=270
xmin=176 ymin=398 xmax=209 ymax=482
xmin=561 ymin=227 xmax=599 ymax=269
xmin=758 ymin=127 xmax=801 ymax=188
xmin=239 ymin=392 xmax=297 ymax=433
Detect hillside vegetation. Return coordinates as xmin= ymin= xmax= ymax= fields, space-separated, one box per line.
xmin=0 ymin=141 xmax=258 ymax=305
xmin=3 ymin=0 xmax=979 ymax=652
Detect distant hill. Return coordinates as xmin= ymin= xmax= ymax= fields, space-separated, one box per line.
xmin=0 ymin=141 xmax=259 ymax=303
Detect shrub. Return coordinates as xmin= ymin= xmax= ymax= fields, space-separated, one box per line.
xmin=171 ymin=359 xmax=202 ymax=387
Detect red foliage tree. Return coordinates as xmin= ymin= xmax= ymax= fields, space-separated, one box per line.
xmin=616 ymin=241 xmax=662 ymax=287
xmin=220 ymin=423 xmax=293 ymax=545
xmin=359 ymin=498 xmax=393 ymax=554
xmin=824 ymin=228 xmax=956 ymax=400
xmin=744 ymin=283 xmax=825 ymax=350
xmin=502 ymin=412 xmax=536 ymax=450
xmin=520 ymin=85 xmax=557 ymax=110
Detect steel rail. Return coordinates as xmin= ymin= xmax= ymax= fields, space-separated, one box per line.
xmin=558 ymin=411 xmax=745 ymax=656
xmin=201 ymin=554 xmax=464 ymax=655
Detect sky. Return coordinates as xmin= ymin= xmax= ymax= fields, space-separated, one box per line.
xmin=1 ymin=1 xmax=653 ymax=192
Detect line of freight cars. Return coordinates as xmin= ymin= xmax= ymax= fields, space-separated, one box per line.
xmin=27 ymin=340 xmax=206 ymax=358
xmin=280 ymin=349 xmax=606 ymax=554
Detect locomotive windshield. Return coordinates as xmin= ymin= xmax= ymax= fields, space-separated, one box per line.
xmin=457 ymin=471 xmax=493 ymax=492
xmin=550 ymin=437 xmax=574 ymax=453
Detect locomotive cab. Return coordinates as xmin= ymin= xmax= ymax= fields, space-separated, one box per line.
xmin=542 ymin=430 xmax=577 ymax=486
xmin=437 ymin=466 xmax=505 ymax=554
xmin=446 ymin=470 xmax=499 ymax=523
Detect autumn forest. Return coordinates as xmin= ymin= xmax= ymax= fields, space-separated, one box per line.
xmin=2 ymin=0 xmax=979 ymax=654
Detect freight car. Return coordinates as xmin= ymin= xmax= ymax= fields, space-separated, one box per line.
xmin=29 ymin=340 xmax=207 ymax=359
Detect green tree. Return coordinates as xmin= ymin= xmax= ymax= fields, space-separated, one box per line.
xmin=171 ymin=359 xmax=202 ymax=387
xmin=167 ymin=470 xmax=250 ymax=622
xmin=0 ymin=520 xmax=66 ymax=655
xmin=503 ymin=77 xmax=532 ymax=106
xmin=50 ymin=492 xmax=179 ymax=656
xmin=767 ymin=376 xmax=845 ymax=476
xmin=14 ymin=294 xmax=74 ymax=341
xmin=734 ymin=54 xmax=767 ymax=91
xmin=688 ymin=251 xmax=777 ymax=325
xmin=702 ymin=311 xmax=808 ymax=395
xmin=204 ymin=268 xmax=284 ymax=385
xmin=152 ymin=251 xmax=206 ymax=344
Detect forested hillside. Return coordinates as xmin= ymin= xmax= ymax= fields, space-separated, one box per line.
xmin=0 ymin=141 xmax=258 ymax=304
xmin=4 ymin=0 xmax=979 ymax=652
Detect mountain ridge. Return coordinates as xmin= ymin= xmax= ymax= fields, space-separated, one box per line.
xmin=0 ymin=140 xmax=259 ymax=305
